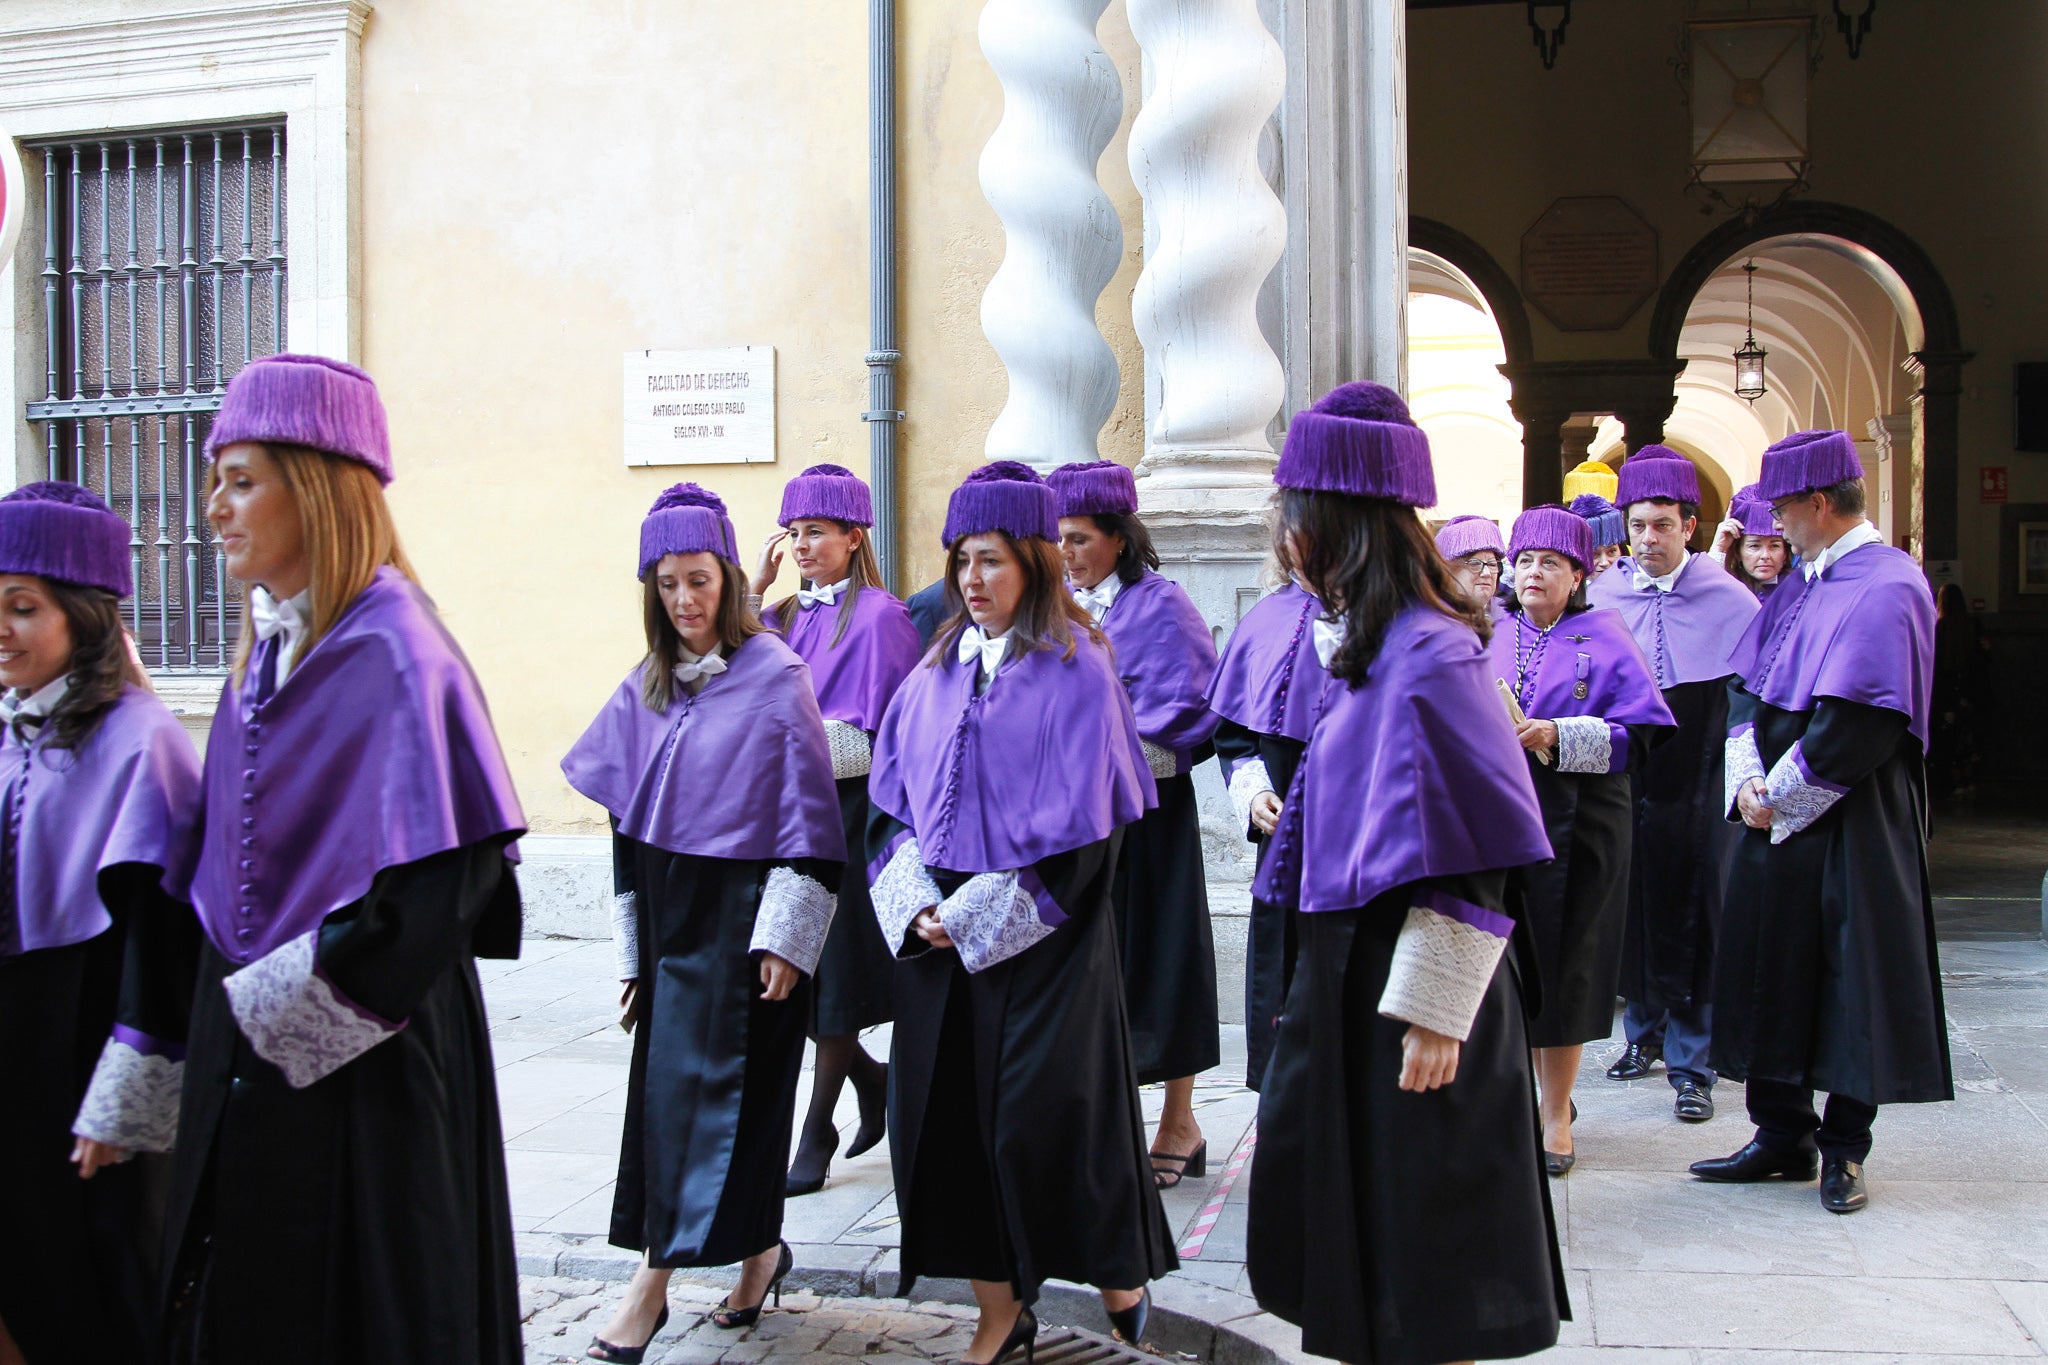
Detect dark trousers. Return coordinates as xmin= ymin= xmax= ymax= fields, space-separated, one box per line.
xmin=1746 ymin=1079 xmax=1878 ymax=1163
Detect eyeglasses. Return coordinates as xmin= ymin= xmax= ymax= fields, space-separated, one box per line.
xmin=1767 ymin=494 xmax=1808 ymax=519
xmin=1457 ymin=556 xmax=1504 ymax=578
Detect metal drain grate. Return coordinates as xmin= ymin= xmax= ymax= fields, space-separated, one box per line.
xmin=1031 ymin=1325 xmax=1167 ymax=1364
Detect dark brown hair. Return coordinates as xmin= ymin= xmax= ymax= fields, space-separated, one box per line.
xmin=12 ymin=579 xmax=150 ymax=752
xmin=1274 ymin=489 xmax=1489 ymax=686
xmin=1079 ymin=511 xmax=1161 ymax=587
xmin=929 ymin=531 xmax=1106 ymax=667
xmin=767 ymin=520 xmax=884 ymax=648
xmin=639 ymin=553 xmax=766 ymax=712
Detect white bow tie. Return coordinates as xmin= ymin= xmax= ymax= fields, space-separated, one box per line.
xmin=674 ymin=653 xmax=728 ymax=684
xmin=1312 ymin=617 xmax=1343 ymax=669
xmin=797 ymin=579 xmax=849 ymax=609
xmin=249 ymin=587 xmax=307 ymax=643
xmin=1072 ymin=582 xmax=1116 ymax=619
xmin=957 ymin=626 xmax=1010 ymax=677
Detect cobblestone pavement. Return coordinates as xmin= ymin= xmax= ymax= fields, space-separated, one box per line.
xmin=522 ymin=1278 xmax=1142 ymax=1365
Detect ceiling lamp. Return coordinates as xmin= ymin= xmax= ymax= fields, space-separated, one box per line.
xmin=1833 ymin=0 xmax=1876 ymax=59
xmin=1528 ymin=2 xmax=1570 ymax=70
xmin=1734 ymin=259 xmax=1768 ymax=402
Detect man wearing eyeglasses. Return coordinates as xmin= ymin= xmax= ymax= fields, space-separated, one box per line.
xmin=1688 ymin=428 xmax=1947 ymax=1216
xmin=1589 ymin=446 xmax=1760 ymax=1126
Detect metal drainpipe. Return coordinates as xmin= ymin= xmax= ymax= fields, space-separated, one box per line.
xmin=864 ymin=0 xmax=906 ymax=592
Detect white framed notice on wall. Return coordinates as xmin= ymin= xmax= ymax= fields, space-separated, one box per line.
xmin=623 ymin=347 xmax=775 ymax=467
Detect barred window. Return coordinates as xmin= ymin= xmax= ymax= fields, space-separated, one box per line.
xmin=25 ymin=124 xmax=286 ymax=671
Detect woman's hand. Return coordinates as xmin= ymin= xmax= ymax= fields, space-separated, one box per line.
xmin=1713 ymin=517 xmax=1743 ymax=556
xmin=70 ymin=1137 xmax=127 ymax=1180
xmin=1515 ymin=718 xmax=1559 ymax=754
xmin=758 ymin=953 xmax=799 ymax=1001
xmin=1397 ymin=1024 xmax=1460 ymax=1092
xmin=750 ymin=530 xmax=791 ymax=597
xmin=912 ymin=909 xmax=953 ymax=950
xmin=1249 ymin=791 xmax=1283 ymax=836
xmin=1736 ymin=777 xmax=1773 ymax=829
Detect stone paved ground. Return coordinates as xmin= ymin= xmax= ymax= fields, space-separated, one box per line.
xmin=495 ymin=792 xmax=2048 ymax=1362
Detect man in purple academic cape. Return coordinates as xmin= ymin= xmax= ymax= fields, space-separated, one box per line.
xmin=1590 ymin=446 xmax=1758 ymax=1123
xmin=1689 ymin=429 xmax=1948 ymax=1217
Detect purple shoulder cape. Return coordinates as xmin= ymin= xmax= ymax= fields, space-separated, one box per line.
xmin=766 ymin=586 xmax=923 ymax=731
xmin=1099 ymin=569 xmax=1220 ymax=757
xmin=869 ymin=629 xmax=1155 ymax=873
xmin=1486 ymin=606 xmax=1676 ymax=728
xmin=1726 ymin=542 xmax=1935 ymax=747
xmin=562 ymin=631 xmax=846 ymax=863
xmin=1203 ymin=582 xmax=1328 ymax=743
xmin=172 ymin=568 xmax=527 ymax=965
xmin=1588 ymin=554 xmax=1761 ymax=688
xmin=3 ymin=685 xmax=201 ymax=954
xmin=1254 ymin=605 xmax=1552 ymax=914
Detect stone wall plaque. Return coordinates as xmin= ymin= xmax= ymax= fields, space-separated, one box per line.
xmin=623 ymin=346 xmax=775 ymax=467
xmin=1520 ymin=197 xmax=1659 ymax=332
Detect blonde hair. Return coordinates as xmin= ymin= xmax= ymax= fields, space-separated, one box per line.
xmin=224 ymin=443 xmax=418 ymax=683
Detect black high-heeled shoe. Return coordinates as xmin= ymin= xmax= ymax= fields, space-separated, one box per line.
xmin=586 ymin=1305 xmax=668 ymax=1363
xmin=1151 ymin=1139 xmax=1207 ymax=1190
xmin=844 ymin=1062 xmax=889 ymax=1159
xmin=786 ymin=1130 xmax=839 ymax=1197
xmin=959 ymin=1305 xmax=1038 ymax=1365
xmin=1106 ymin=1287 xmax=1150 ymax=1347
xmin=711 ymin=1241 xmax=793 ymax=1330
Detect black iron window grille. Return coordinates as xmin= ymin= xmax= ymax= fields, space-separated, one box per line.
xmin=24 ymin=124 xmax=286 ymax=671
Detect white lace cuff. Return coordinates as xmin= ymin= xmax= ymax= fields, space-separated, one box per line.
xmin=1377 ymin=898 xmax=1511 ymax=1042
xmin=1140 ymin=739 xmax=1180 ymax=780
xmin=938 ymin=870 xmax=1055 ymax=974
xmin=1227 ymin=758 xmax=1275 ymax=835
xmin=1725 ymin=724 xmax=1766 ymax=816
xmin=1554 ymin=715 xmax=1617 ymax=774
xmin=223 ymin=930 xmax=404 ymax=1089
xmin=1762 ymin=740 xmax=1848 ymax=845
xmin=871 ymin=834 xmax=943 ymax=956
xmin=752 ymin=865 xmax=837 ymax=975
xmin=72 ymin=1035 xmax=183 ymax=1153
xmin=612 ymin=891 xmax=640 ymax=981
xmin=826 ymin=720 xmax=874 ymax=779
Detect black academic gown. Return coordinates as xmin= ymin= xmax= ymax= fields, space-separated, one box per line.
xmin=1247 ymin=870 xmax=1567 ymax=1365
xmin=1212 ymin=718 xmax=1304 ymax=1092
xmin=1523 ymin=730 xmax=1660 ymax=1048
xmin=1618 ymin=679 xmax=1736 ymax=1013
xmin=1112 ymin=768 xmax=1219 ymax=1085
xmin=610 ymin=834 xmax=840 ymax=1267
xmin=0 ymin=866 xmax=197 ymax=1365
xmin=871 ymin=810 xmax=1176 ymax=1305
xmin=811 ymin=777 xmax=894 ymax=1035
xmin=163 ymin=841 xmax=524 ymax=1365
xmin=1710 ymin=688 xmax=1952 ymax=1106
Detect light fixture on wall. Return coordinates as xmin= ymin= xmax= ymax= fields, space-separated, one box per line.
xmin=1734 ymin=259 xmax=1768 ymax=401
xmin=1832 ymin=0 xmax=1876 ymax=59
xmin=1528 ymin=2 xmax=1571 ymax=70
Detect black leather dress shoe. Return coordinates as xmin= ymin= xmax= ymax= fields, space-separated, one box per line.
xmin=1674 ymin=1083 xmax=1714 ymax=1123
xmin=1688 ymin=1139 xmax=1818 ymax=1183
xmin=1820 ymin=1158 xmax=1868 ymax=1213
xmin=1606 ymin=1042 xmax=1662 ymax=1080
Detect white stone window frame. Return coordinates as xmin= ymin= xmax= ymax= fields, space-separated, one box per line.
xmin=0 ymin=1 xmax=367 ymax=719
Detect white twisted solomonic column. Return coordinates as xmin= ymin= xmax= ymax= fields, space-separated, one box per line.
xmin=1126 ymin=0 xmax=1287 ymax=530
xmin=977 ymin=0 xmax=1125 ymax=470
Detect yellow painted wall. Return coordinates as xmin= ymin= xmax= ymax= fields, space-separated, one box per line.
xmin=362 ymin=1 xmax=1148 ymax=834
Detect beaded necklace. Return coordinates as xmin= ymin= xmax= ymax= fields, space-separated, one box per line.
xmin=1513 ymin=610 xmax=1559 ymax=712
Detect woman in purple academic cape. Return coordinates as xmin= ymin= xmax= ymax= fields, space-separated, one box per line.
xmin=867 ymin=463 xmax=1175 ymax=1363
xmin=748 ymin=464 xmax=922 ymax=1198
xmin=1205 ymin=572 xmax=1325 ymax=1093
xmin=1709 ymin=484 xmax=1793 ymax=599
xmin=563 ymin=484 xmax=845 ymax=1361
xmin=160 ymin=356 xmax=528 ymax=1365
xmin=0 ymin=483 xmax=202 ymax=1365
xmin=1244 ymin=384 xmax=1566 ymax=1365
xmin=1488 ymin=506 xmax=1674 ymax=1176
xmin=1048 ymin=460 xmax=1221 ymax=1184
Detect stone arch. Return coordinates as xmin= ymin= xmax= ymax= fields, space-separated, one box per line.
xmin=1410 ymin=216 xmax=1535 ymax=369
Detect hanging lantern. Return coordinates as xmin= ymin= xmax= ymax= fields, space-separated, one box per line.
xmin=1734 ymin=259 xmax=1768 ymax=402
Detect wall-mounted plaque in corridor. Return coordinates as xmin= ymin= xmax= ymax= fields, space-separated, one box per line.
xmin=1520 ymin=197 xmax=1659 ymax=332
